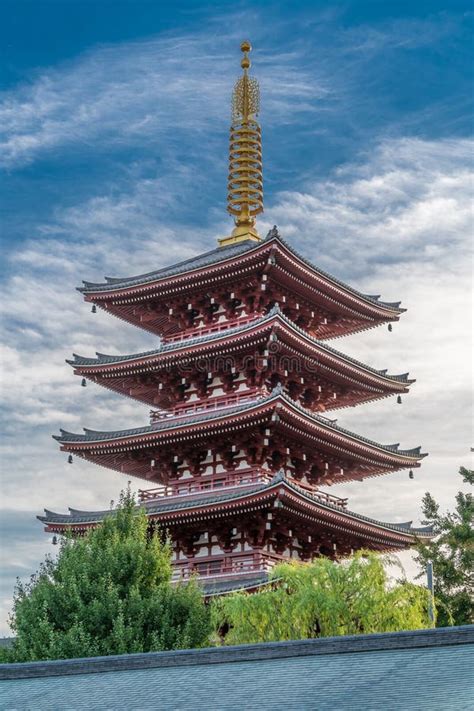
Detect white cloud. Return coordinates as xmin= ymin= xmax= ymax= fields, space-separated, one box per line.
xmin=271 ymin=138 xmax=473 ymax=278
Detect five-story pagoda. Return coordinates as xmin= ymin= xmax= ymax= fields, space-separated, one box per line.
xmin=40 ymin=42 xmax=431 ymax=594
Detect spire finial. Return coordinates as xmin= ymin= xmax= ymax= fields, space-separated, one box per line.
xmin=219 ymin=41 xmax=263 ymax=247
xmin=240 ymin=39 xmax=251 ymax=70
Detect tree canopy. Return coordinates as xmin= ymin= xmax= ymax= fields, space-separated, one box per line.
xmin=6 ymin=490 xmax=211 ymax=662
xmin=415 ymin=465 xmax=473 ymax=627
xmin=212 ymin=552 xmax=432 ymax=645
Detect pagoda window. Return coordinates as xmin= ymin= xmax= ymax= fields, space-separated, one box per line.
xmin=202 ymin=450 xmax=213 ymax=464
xmin=194 ymin=547 xmax=208 ymax=558
xmin=271 ymin=450 xmax=285 ymax=469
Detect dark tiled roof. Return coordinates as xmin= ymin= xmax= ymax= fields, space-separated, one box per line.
xmin=80 ymin=239 xmax=259 ymax=291
xmin=69 ymin=305 xmax=413 ymax=385
xmin=37 ymin=472 xmax=433 ymax=538
xmin=80 ymin=229 xmax=403 ymax=313
xmin=1 ymin=627 xmax=473 ymax=710
xmin=201 ymin=573 xmax=272 ymax=596
xmin=38 ymin=479 xmax=271 ymax=524
xmin=53 ymin=396 xmax=269 ymax=443
xmin=53 ymin=387 xmax=426 ymax=460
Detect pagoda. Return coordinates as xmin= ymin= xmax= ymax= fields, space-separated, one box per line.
xmin=40 ymin=42 xmax=431 ymax=594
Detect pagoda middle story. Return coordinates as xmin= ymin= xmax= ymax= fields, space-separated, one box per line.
xmin=40 ymin=42 xmax=431 ymax=593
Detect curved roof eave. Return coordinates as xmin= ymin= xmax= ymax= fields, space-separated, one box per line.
xmin=78 ymin=230 xmax=404 ymax=314
xmin=53 ymin=388 xmax=427 ymax=460
xmin=37 ymin=474 xmax=433 ymax=539
xmin=67 ymin=307 xmax=413 ymax=387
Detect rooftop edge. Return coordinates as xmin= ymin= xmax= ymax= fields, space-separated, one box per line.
xmin=1 ymin=625 xmax=472 ymax=680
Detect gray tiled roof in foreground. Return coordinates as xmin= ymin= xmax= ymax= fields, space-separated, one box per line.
xmin=1 ymin=626 xmax=473 ymax=710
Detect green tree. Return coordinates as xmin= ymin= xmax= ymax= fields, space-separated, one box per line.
xmin=6 ymin=489 xmax=211 ymax=662
xmin=415 ymin=466 xmax=473 ymax=627
xmin=212 ymin=552 xmax=432 ymax=645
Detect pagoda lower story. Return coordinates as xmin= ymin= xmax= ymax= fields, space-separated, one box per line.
xmin=40 ymin=470 xmax=432 ymax=594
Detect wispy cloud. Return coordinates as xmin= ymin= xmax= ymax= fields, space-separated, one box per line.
xmin=0 ymin=30 xmax=323 ymax=170
xmin=272 ymin=137 xmax=473 ymax=277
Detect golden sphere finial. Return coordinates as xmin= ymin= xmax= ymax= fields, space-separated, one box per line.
xmin=240 ymin=40 xmax=251 ymax=70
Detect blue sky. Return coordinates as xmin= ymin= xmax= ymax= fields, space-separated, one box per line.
xmin=0 ymin=1 xmax=472 ymax=634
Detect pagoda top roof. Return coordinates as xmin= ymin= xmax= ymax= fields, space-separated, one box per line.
xmin=79 ymin=229 xmax=404 ymax=314
xmin=68 ymin=306 xmax=413 ymax=385
xmin=53 ymin=386 xmax=426 ymax=460
xmin=37 ymin=471 xmax=433 ymax=540
xmin=80 ymin=238 xmax=256 ymax=292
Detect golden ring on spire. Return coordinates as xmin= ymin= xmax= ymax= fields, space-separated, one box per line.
xmin=219 ymin=41 xmax=263 ymax=247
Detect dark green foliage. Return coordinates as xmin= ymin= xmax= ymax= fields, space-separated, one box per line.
xmin=5 ymin=490 xmax=211 ymax=662
xmin=0 ymin=647 xmax=12 ymax=663
xmin=212 ymin=552 xmax=432 ymax=645
xmin=460 ymin=465 xmax=474 ymax=485
xmin=415 ymin=466 xmax=474 ymax=627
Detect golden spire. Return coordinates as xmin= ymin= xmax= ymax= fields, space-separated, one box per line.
xmin=219 ymin=41 xmax=263 ymax=247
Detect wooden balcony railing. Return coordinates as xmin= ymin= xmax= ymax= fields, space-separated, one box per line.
xmin=150 ymin=390 xmax=261 ymax=423
xmin=164 ymin=314 xmax=261 ymax=344
xmin=138 ymin=471 xmax=347 ymax=509
xmin=294 ymin=480 xmax=348 ymax=509
xmin=171 ymin=552 xmax=285 ymax=581
xmin=138 ymin=469 xmax=273 ymax=502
